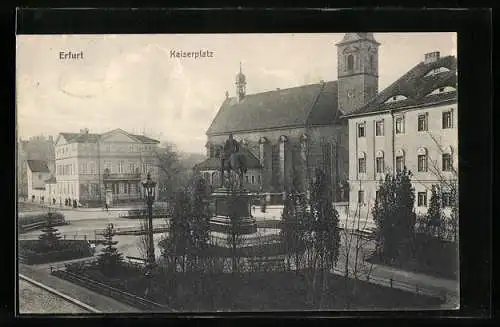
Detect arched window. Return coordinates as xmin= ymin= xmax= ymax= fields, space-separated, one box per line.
xmin=442 ymin=146 xmax=454 ymax=172
xmin=347 ymin=54 xmax=354 ymax=71
xmin=417 ymin=147 xmax=428 ymax=172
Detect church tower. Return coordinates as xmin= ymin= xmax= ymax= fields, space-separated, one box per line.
xmin=336 ymin=33 xmax=380 ymax=115
xmin=235 ymin=62 xmax=247 ymax=102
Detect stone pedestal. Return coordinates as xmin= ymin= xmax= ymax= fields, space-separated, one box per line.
xmin=209 ymin=187 xmax=257 ymax=235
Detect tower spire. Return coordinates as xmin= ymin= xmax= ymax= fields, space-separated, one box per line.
xmin=235 ymin=61 xmax=247 ymax=102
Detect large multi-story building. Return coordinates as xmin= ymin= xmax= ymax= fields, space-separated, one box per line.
xmin=344 ymin=51 xmax=458 ymax=225
xmin=196 ymin=33 xmax=382 ymax=201
xmin=54 ymin=128 xmax=160 ymax=207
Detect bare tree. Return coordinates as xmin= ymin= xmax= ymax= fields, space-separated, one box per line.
xmin=425 ymin=131 xmax=459 ymax=242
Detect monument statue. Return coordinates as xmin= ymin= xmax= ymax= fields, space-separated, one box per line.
xmin=220 ymin=133 xmax=247 ymax=189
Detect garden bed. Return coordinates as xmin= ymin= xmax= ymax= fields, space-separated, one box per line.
xmin=19 ymin=239 xmax=93 ymax=265
xmin=62 ymin=263 xmax=443 ymax=311
xmin=366 ymin=234 xmax=458 ymax=280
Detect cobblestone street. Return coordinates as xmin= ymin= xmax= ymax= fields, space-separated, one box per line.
xmin=18 ymin=278 xmax=88 ymax=314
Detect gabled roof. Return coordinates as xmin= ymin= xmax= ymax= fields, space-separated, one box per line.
xmin=59 ymin=133 xmax=100 ymax=143
xmin=57 ymin=129 xmax=160 ymax=144
xmin=27 ymin=160 xmax=50 ymax=173
xmin=193 ymin=145 xmax=262 ymax=171
xmin=207 ymin=81 xmax=340 ymax=135
xmin=344 ymin=55 xmax=457 ymax=118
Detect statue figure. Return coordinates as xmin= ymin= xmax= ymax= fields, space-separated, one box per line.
xmin=220 ymin=133 xmax=247 ymax=189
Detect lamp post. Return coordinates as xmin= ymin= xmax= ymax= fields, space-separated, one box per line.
xmin=142 ymin=172 xmax=157 ymax=298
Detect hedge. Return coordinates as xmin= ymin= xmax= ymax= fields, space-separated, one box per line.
xmin=19 ymin=239 xmax=93 ymax=265
xmin=18 ymin=212 xmax=66 ymax=227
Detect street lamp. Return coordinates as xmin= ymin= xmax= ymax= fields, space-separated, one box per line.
xmin=142 ymin=172 xmax=157 ymax=297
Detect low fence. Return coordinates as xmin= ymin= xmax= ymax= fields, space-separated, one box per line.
xmin=51 ymin=268 xmax=174 ymax=312
xmin=330 ymin=266 xmax=451 ymax=302
xmin=94 ymin=224 xmax=170 ymax=236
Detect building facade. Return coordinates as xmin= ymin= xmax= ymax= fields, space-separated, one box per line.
xmin=54 ymin=128 xmax=160 ymax=207
xmin=345 ymin=52 xmax=458 ymax=226
xmin=17 ymin=135 xmax=56 ymax=198
xmin=26 ymin=160 xmax=52 ymax=203
xmin=197 ymin=33 xmax=381 ymax=201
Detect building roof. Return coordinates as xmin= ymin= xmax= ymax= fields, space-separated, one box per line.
xmin=58 ymin=129 xmax=160 ymax=144
xmin=194 ymin=146 xmax=262 ymax=171
xmin=45 ymin=175 xmax=57 ymax=184
xmin=27 ymin=160 xmax=50 ymax=173
xmin=60 ymin=132 xmax=101 ymax=143
xmin=207 ymin=81 xmax=340 ymax=135
xmin=336 ymin=33 xmax=379 ymax=45
xmin=130 ymin=134 xmax=161 ymax=144
xmin=344 ymin=55 xmax=457 ymax=118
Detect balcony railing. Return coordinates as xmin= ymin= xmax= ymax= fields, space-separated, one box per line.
xmin=103 ymin=172 xmax=142 ymax=180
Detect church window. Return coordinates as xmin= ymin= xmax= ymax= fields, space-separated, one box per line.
xmin=245 ymin=175 xmax=249 ymax=183
xmin=347 ymin=55 xmax=354 ymax=71
xmin=369 ymin=55 xmax=375 ymax=69
xmin=251 ymin=175 xmax=255 ymax=184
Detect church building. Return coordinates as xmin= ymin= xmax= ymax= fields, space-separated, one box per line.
xmin=195 ymin=33 xmax=381 ymax=202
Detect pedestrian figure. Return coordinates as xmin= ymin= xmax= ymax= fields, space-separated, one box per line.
xmin=105 ymin=202 xmax=109 ymax=212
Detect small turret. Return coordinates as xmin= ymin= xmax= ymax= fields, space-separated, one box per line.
xmin=235 ymin=62 xmax=247 ymax=102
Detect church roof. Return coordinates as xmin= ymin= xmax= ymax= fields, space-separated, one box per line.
xmin=344 ymin=55 xmax=457 ymax=118
xmin=206 ymin=81 xmax=340 ymax=135
xmin=194 ymin=146 xmax=262 ymax=171
xmin=27 ymin=160 xmax=50 ymax=173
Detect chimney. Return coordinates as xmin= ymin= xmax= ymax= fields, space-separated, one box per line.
xmin=424 ymin=51 xmax=440 ymax=64
xmin=225 ymin=91 xmax=229 ymax=99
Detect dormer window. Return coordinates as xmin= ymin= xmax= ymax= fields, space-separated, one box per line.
xmin=385 ymin=95 xmax=408 ymax=103
xmin=427 ymin=86 xmax=456 ymax=96
xmin=424 ymin=66 xmax=451 ymax=77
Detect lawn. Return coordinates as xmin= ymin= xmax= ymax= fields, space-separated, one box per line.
xmin=64 ymin=262 xmax=444 ymax=311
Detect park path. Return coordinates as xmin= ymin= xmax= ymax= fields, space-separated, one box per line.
xmin=18 ymin=262 xmax=141 ymax=313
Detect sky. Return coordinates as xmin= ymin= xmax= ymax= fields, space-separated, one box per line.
xmin=16 ymin=32 xmax=456 ymax=154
